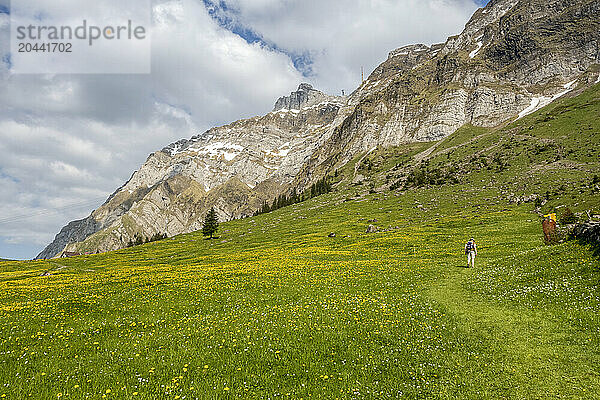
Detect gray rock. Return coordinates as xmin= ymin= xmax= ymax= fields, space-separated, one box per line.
xmin=273 ymin=83 xmax=343 ymax=111
xmin=366 ymin=225 xmax=379 ymax=234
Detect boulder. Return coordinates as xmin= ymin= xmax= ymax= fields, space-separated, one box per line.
xmin=366 ymin=225 xmax=379 ymax=233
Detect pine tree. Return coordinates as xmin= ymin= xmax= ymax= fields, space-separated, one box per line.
xmin=202 ymin=208 xmax=219 ymax=239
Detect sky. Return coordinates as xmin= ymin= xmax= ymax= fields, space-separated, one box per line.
xmin=0 ymin=0 xmax=489 ymax=260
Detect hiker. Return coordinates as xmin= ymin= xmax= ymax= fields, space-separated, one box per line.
xmin=465 ymin=238 xmax=477 ymax=268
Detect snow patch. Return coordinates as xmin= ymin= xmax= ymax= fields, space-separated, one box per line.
xmin=518 ymin=97 xmax=544 ymax=119
xmin=563 ymin=80 xmax=577 ymax=90
xmin=184 ymin=142 xmax=244 ymax=161
xmin=267 ymin=142 xmax=292 ymax=158
xmin=469 ymin=41 xmax=483 ymax=59
xmin=310 ymin=101 xmax=344 ymax=110
xmin=222 ymin=152 xmax=238 ymax=161
xmin=518 ymin=80 xmax=578 ymax=119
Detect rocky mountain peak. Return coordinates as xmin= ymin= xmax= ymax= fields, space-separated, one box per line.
xmin=273 ymin=83 xmax=341 ymax=111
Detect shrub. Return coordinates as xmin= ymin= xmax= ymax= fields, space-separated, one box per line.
xmin=559 ymin=208 xmax=577 ymax=225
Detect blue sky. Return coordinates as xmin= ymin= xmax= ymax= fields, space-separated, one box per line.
xmin=202 ymin=0 xmax=315 ymax=76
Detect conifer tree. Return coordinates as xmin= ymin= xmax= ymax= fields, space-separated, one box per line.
xmin=202 ymin=208 xmax=219 ymax=239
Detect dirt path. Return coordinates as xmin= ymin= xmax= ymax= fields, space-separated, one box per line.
xmin=353 ymin=146 xmax=377 ymax=180
xmin=412 ymin=132 xmax=490 ymax=164
xmin=40 ymin=262 xmax=69 ymax=276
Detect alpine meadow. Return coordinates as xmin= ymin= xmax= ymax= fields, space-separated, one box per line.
xmin=2 ymin=0 xmax=600 ymax=399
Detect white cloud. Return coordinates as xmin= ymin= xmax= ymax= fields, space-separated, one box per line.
xmin=211 ymin=0 xmax=481 ymax=93
xmin=0 ymin=0 xmax=482 ymax=259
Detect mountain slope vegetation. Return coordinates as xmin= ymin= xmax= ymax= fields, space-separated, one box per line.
xmin=1 ymin=83 xmax=599 ymax=398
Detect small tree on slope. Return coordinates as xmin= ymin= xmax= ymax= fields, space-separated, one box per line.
xmin=202 ymin=208 xmax=219 ymax=239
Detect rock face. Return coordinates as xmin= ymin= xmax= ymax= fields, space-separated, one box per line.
xmin=36 ymin=215 xmax=101 ymax=260
xmin=37 ymin=0 xmax=600 ymax=258
xmin=38 ymin=86 xmax=345 ymax=257
xmin=272 ymin=84 xmax=342 ymax=111
xmin=292 ymin=0 xmax=600 ymax=190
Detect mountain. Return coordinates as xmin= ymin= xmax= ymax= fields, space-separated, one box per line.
xmin=36 ymin=86 xmax=345 ymax=259
xmin=37 ymin=0 xmax=600 ymax=259
xmin=292 ymin=0 xmax=600 ymax=188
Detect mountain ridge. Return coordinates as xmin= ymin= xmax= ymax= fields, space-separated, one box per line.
xmin=37 ymin=0 xmax=600 ymax=259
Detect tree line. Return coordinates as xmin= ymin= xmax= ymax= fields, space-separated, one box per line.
xmin=126 ymin=232 xmax=168 ymax=248
xmin=254 ymin=176 xmax=333 ymax=216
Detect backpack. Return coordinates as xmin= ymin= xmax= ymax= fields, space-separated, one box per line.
xmin=466 ymin=241 xmax=475 ymax=252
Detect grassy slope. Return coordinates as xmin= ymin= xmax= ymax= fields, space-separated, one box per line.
xmin=0 ymin=85 xmax=599 ymax=399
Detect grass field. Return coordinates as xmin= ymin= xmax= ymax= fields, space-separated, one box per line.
xmin=1 ymin=86 xmax=599 ymax=399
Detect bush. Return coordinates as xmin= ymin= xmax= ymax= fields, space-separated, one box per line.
xmin=559 ymin=208 xmax=577 ymax=225
xmin=127 ymin=232 xmax=168 ymax=248
xmin=405 ymin=162 xmax=459 ymax=188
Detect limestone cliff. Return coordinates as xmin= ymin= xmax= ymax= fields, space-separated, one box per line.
xmin=37 ymin=86 xmax=344 ymax=257
xmin=292 ymin=0 xmax=600 ymax=190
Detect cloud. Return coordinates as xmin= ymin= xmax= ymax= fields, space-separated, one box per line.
xmin=203 ymin=0 xmax=482 ymax=94
xmin=0 ymin=0 xmax=482 ymax=259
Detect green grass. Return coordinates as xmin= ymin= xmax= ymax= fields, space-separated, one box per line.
xmin=1 ymin=86 xmax=599 ymax=399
